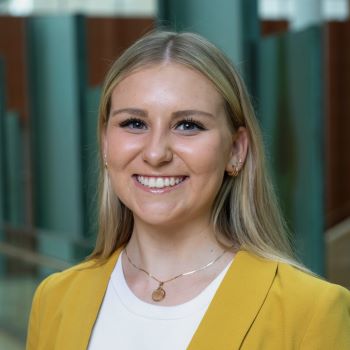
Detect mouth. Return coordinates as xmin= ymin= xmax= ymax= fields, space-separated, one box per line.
xmin=134 ymin=175 xmax=188 ymax=189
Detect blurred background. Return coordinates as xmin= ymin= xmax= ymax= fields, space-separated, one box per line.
xmin=0 ymin=0 xmax=349 ymax=348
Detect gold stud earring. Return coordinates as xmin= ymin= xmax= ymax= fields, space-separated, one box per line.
xmin=228 ymin=159 xmax=242 ymax=177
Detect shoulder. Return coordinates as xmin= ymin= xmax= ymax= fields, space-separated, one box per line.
xmin=272 ymin=263 xmax=350 ymax=347
xmin=276 ymin=261 xmax=350 ymax=302
xmin=236 ymin=249 xmax=350 ymax=302
xmin=275 ymin=261 xmax=350 ymax=333
xmin=34 ymin=251 xmax=120 ymax=307
xmin=248 ymin=255 xmax=350 ymax=346
xmin=27 ymin=253 xmax=121 ymax=349
xmin=239 ymin=250 xmax=350 ymax=309
xmin=30 ymin=259 xmax=98 ymax=314
xmin=37 ymin=259 xmax=101 ymax=292
xmin=27 ymin=258 xmax=106 ymax=347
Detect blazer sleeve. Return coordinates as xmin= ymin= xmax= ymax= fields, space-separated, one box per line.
xmin=26 ymin=275 xmax=54 ymax=350
xmin=300 ymin=283 xmax=350 ymax=349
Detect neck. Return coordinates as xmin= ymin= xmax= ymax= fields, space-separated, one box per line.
xmin=125 ymin=219 xmax=233 ymax=279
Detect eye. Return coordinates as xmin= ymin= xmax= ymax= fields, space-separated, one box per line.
xmin=119 ymin=118 xmax=147 ymax=130
xmin=175 ymin=118 xmax=206 ymax=132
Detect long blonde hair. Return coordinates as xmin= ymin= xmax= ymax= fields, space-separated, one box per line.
xmin=90 ymin=30 xmax=304 ymax=270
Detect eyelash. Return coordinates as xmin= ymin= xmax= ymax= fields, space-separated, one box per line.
xmin=119 ymin=118 xmax=146 ymax=129
xmin=118 ymin=117 xmax=207 ymax=132
xmin=175 ymin=118 xmax=206 ymax=131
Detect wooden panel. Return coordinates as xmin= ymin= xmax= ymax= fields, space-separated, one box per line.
xmin=261 ymin=20 xmax=289 ymax=37
xmin=0 ymin=17 xmax=28 ymax=121
xmin=325 ymin=21 xmax=350 ymax=228
xmin=86 ymin=17 xmax=154 ymax=86
xmin=0 ymin=17 xmax=33 ymax=231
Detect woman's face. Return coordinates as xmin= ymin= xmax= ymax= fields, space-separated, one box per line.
xmin=104 ymin=63 xmax=237 ymax=227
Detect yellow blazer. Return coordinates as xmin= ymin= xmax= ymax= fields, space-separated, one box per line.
xmin=26 ymin=249 xmax=350 ymax=349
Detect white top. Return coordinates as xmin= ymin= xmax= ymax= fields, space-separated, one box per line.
xmin=88 ymin=252 xmax=232 ymax=350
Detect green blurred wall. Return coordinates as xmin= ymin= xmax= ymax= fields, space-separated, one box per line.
xmin=27 ymin=16 xmax=85 ymax=238
xmin=158 ymin=0 xmax=259 ymax=86
xmin=258 ymin=27 xmax=324 ymax=274
xmin=4 ymin=111 xmax=24 ymax=226
xmin=0 ymin=58 xmax=5 ymax=274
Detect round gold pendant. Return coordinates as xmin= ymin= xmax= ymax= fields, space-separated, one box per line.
xmin=152 ymin=287 xmax=166 ymax=302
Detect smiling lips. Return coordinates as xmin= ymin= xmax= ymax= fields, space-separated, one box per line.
xmin=136 ymin=175 xmax=187 ymax=189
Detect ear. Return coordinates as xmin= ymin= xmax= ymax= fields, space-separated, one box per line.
xmin=225 ymin=127 xmax=249 ymax=174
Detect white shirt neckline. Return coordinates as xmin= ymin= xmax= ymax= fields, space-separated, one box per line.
xmin=111 ymin=251 xmax=233 ymax=320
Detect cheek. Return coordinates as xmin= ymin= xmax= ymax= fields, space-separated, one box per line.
xmin=105 ymin=131 xmax=143 ymax=167
xmin=176 ymin=133 xmax=231 ymax=175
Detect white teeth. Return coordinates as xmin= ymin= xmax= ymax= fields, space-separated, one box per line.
xmin=136 ymin=176 xmax=184 ymax=189
xmin=155 ymin=178 xmax=164 ymax=188
xmin=149 ymin=178 xmax=156 ymax=187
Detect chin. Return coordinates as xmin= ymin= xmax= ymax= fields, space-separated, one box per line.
xmin=133 ymin=209 xmax=186 ymax=227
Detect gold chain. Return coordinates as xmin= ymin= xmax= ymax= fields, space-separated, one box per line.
xmin=124 ymin=248 xmax=228 ymax=302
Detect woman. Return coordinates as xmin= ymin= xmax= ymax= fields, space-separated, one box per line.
xmin=27 ymin=31 xmax=350 ymax=349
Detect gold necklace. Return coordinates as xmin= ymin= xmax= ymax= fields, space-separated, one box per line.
xmin=124 ymin=248 xmax=228 ymax=302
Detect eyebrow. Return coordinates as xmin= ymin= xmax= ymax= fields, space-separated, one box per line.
xmin=172 ymin=110 xmax=214 ymax=118
xmin=111 ymin=108 xmax=148 ymax=117
xmin=110 ymin=108 xmax=214 ymax=118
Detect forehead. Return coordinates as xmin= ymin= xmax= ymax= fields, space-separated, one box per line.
xmin=110 ymin=63 xmax=224 ymax=111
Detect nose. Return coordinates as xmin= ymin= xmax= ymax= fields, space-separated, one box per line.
xmin=142 ymin=129 xmax=173 ymax=166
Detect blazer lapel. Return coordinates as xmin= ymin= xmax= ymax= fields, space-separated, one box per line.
xmin=56 ymin=248 xmax=122 ymax=350
xmin=187 ymin=250 xmax=278 ymax=350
